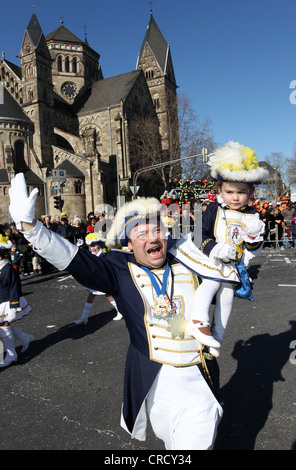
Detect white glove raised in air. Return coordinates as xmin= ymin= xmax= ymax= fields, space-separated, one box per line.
xmin=9 ymin=173 xmax=38 ymax=230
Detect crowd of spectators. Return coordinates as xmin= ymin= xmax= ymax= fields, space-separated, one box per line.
xmin=255 ymin=199 xmax=296 ymax=250
xmin=161 ymin=177 xmax=296 ymax=251
xmin=2 ymin=188 xmax=296 ymax=279
xmin=1 ymin=208 xmax=117 ymax=277
xmin=161 ymin=177 xmax=216 ymax=207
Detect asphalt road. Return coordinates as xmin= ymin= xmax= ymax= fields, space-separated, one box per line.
xmin=0 ymin=246 xmax=296 ymax=451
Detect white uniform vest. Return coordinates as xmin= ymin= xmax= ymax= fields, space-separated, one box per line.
xmin=128 ymin=262 xmax=202 ymax=367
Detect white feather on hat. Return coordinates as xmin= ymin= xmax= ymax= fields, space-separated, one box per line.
xmin=208 ymin=141 xmax=269 ymax=183
xmin=106 ymin=197 xmax=162 ymax=248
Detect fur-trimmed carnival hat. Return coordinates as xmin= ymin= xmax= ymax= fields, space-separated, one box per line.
xmin=85 ymin=232 xmax=105 ymax=246
xmin=0 ymin=234 xmax=12 ymax=251
xmin=106 ymin=198 xmax=163 ymax=249
xmin=208 ymin=141 xmax=269 ymax=183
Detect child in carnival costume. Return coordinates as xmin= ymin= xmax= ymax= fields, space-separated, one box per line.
xmin=170 ymin=141 xmax=269 ymax=356
xmin=74 ymin=232 xmax=122 ymax=325
xmin=0 ymin=234 xmax=33 ymax=368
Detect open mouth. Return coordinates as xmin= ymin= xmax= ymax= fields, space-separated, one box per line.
xmin=147 ymin=245 xmax=162 ymax=256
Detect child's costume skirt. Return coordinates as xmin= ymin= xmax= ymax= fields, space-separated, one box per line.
xmin=0 ymin=297 xmax=31 ymax=323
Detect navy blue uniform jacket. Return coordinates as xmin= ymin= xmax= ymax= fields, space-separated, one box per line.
xmin=67 ymin=247 xmax=220 ymax=435
xmin=0 ymin=262 xmax=22 ymax=309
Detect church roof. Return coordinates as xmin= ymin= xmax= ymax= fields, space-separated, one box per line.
xmin=45 ymin=25 xmax=84 ymax=44
xmin=2 ymin=59 xmax=22 ymax=80
xmin=77 ymin=70 xmax=142 ymax=115
xmin=0 ymin=87 xmax=33 ymax=124
xmin=137 ymin=14 xmax=170 ymax=73
xmin=56 ymin=159 xmax=84 ymax=178
xmin=25 ymin=12 xmax=43 ymax=49
xmin=23 ymin=169 xmax=44 ymax=186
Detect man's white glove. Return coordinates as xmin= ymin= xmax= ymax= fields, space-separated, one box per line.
xmin=9 ymin=173 xmax=38 ymax=230
xmin=210 ymin=242 xmax=237 ymax=263
xmin=243 ymin=214 xmax=265 ymax=243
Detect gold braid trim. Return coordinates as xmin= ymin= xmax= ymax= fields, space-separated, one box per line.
xmin=199 ymin=344 xmax=214 ymax=385
xmin=176 ymin=245 xmax=238 ymax=279
xmin=200 ymin=238 xmax=214 ymax=253
xmin=244 ymin=241 xmax=262 ymax=251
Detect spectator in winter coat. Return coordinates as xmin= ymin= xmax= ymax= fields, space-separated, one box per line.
xmin=290 ymin=216 xmax=296 ymax=253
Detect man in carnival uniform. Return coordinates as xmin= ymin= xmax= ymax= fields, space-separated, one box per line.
xmin=0 ymin=234 xmax=33 ymax=368
xmin=8 ymin=174 xmax=229 ymax=450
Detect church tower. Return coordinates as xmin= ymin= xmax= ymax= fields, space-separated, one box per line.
xmin=45 ymin=20 xmax=103 ymax=102
xmin=137 ymin=13 xmax=178 ymax=162
xmin=19 ymin=12 xmax=54 ymax=169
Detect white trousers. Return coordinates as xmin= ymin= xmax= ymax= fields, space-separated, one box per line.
xmin=146 ymin=364 xmax=223 ymax=450
xmin=147 ymin=400 xmax=221 ymax=450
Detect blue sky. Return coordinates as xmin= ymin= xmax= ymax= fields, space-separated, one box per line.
xmin=1 ymin=0 xmax=296 ymax=165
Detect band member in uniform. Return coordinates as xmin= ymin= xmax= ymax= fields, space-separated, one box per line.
xmin=0 ymin=234 xmax=33 ymax=368
xmin=74 ymin=232 xmax=122 ymax=325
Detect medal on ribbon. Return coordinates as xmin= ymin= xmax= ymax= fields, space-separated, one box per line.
xmin=141 ymin=263 xmax=173 ymax=319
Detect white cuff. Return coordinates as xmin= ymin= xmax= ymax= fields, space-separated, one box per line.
xmin=209 ymin=242 xmax=230 ymax=263
xmin=22 ymin=219 xmax=78 ymax=270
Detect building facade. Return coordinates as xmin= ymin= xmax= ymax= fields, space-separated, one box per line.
xmin=0 ymin=12 xmax=177 ymax=223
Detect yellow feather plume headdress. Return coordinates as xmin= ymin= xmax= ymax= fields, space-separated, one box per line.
xmin=85 ymin=232 xmax=105 ymax=245
xmin=0 ymin=234 xmax=12 ymax=250
xmin=208 ymin=141 xmax=269 ymax=183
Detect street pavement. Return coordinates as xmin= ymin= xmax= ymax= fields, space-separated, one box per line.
xmin=0 ymin=246 xmax=296 ymax=451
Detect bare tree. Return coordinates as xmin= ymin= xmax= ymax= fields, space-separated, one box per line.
xmin=171 ymin=93 xmax=216 ymax=180
xmin=129 ymin=113 xmax=164 ymax=181
xmin=285 ymin=145 xmax=296 ymax=187
xmin=264 ymin=152 xmax=288 ymax=197
xmin=128 ymin=92 xmax=216 ymax=185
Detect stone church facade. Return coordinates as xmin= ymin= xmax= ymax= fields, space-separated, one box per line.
xmin=0 ymin=12 xmax=177 ymax=223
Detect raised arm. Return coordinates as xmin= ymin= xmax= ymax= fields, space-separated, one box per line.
xmin=9 ymin=173 xmax=78 ymax=270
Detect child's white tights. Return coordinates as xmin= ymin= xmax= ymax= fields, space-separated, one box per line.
xmin=191 ymin=279 xmax=235 ymax=344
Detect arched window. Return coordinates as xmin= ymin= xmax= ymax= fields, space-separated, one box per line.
xmin=57 ymin=56 xmax=62 ymax=72
xmin=146 ymin=69 xmax=154 ymax=79
xmin=153 ymin=94 xmax=160 ymax=109
xmin=14 ymin=140 xmax=27 ymax=171
xmin=74 ymin=180 xmax=82 ymax=194
xmin=65 ymin=57 xmax=70 ymax=73
xmin=72 ymin=57 xmax=77 ymax=73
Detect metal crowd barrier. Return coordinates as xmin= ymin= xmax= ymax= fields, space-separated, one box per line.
xmin=264 ymin=220 xmax=294 ymax=251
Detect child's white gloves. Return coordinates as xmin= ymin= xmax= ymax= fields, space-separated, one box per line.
xmin=9 ymin=173 xmax=38 ymax=230
xmin=243 ymin=214 xmax=265 ymax=243
xmin=210 ymin=242 xmax=237 ymax=263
